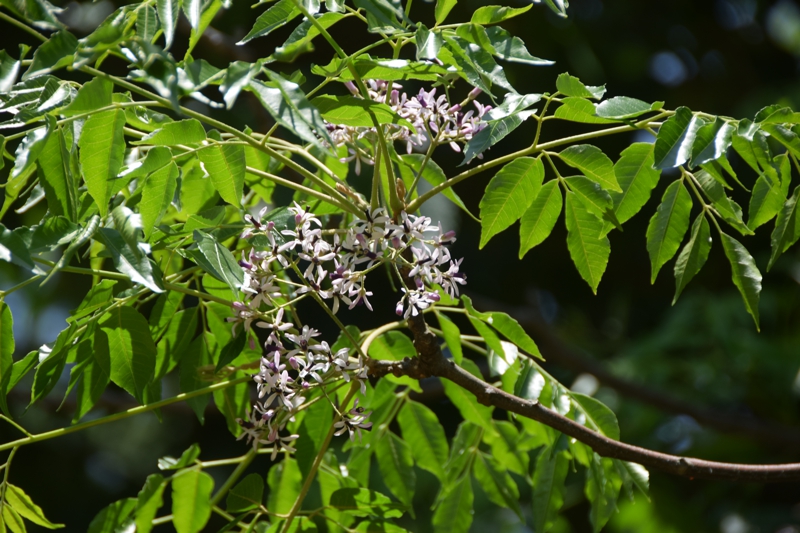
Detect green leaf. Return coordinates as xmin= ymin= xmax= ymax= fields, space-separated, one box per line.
xmin=312 ymin=57 xmax=451 ymax=82
xmin=368 ymin=330 xmax=416 ymax=361
xmin=564 ymin=191 xmax=610 ymax=294
xmin=673 ymin=214 xmax=711 ymax=304
xmin=0 ymin=49 xmax=20 ymax=93
xmin=484 ymin=26 xmax=553 ymax=66
xmin=554 ymin=97 xmax=615 ymax=124
xmin=180 ymin=333 xmax=213 ymax=422
xmin=141 ymin=161 xmax=178 ymax=239
xmin=136 ymin=474 xmax=166 ymax=533
xmin=645 ymin=180 xmax=692 ymax=283
xmin=376 ymin=431 xmax=416 ymax=508
xmin=0 ymin=302 xmax=13 ymax=415
xmin=693 ymin=169 xmax=751 ymax=235
xmin=96 ymin=227 xmax=164 ymax=293
xmin=197 ymin=144 xmax=245 ymax=207
xmin=38 ymin=128 xmax=78 ymax=222
xmin=558 ymin=144 xmax=621 ymax=192
xmin=23 ymin=30 xmax=77 ymax=79
xmin=79 ymin=109 xmax=125 ymax=216
xmin=720 ymin=231 xmax=762 ymax=329
xmin=159 ymin=443 xmax=202 ymax=470
xmin=61 ymin=77 xmax=113 ymax=116
xmin=87 ymin=498 xmax=137 ymax=533
xmin=183 ymin=0 xmax=201 ymax=30
xmin=585 ymin=455 xmax=622 ymax=533
xmin=444 ymin=34 xmax=516 ymax=95
xmin=312 ymin=95 xmax=413 ymax=130
xmin=556 ymin=73 xmax=605 ymax=99
xmin=761 ymin=123 xmax=800 ymax=159
xmin=99 ymin=306 xmax=156 ymax=403
xmin=214 ymin=369 xmax=249 ymax=437
xmin=595 ymin=96 xmax=660 ymax=120
xmin=531 ymin=448 xmax=568 ymax=533
xmin=70 ymin=335 xmax=111 ymax=422
xmin=397 ymin=400 xmax=449 ymax=481
xmin=0 ymin=222 xmax=37 ymax=273
xmin=172 ymin=469 xmax=214 ymax=533
xmin=606 ymin=143 xmax=660 ymax=232
xmin=436 ymin=312 xmax=463 ymax=364
xmin=157 ymin=0 xmax=180 ymax=49
xmin=133 ymin=119 xmax=207 ymax=146
xmin=616 ymin=460 xmax=649 ymax=497
xmin=276 ymin=12 xmax=346 ymax=59
xmin=564 ymin=176 xmax=619 ymax=229
xmin=268 ymin=458 xmax=302 ymax=515
xmin=247 ymin=75 xmax=332 ymax=149
xmin=189 ymin=230 xmax=244 ymax=296
xmin=479 ymin=157 xmax=544 ymax=247
xmin=329 ymin=488 xmax=403 ymax=519
xmin=11 ymin=123 xmax=50 ymax=180
xmin=748 ymin=173 xmax=786 ymax=230
xmin=519 ymin=180 xmax=562 ymax=257
xmin=653 ymin=106 xmax=703 ymax=170
xmin=137 ymin=5 xmax=159 ymax=42
xmin=470 ymin=4 xmax=531 ymax=24
xmin=399 ymin=154 xmax=474 ymax=219
xmin=462 ymin=112 xmax=530 ymax=164
xmin=432 ymin=476 xmax=473 ymax=533
xmin=226 ymin=473 xmax=264 ymax=513
xmin=571 ymin=392 xmax=620 ymax=439
xmin=486 ymin=311 xmax=542 ymax=359
xmin=239 ymin=0 xmax=300 ymax=44
xmin=442 ymin=359 xmax=493 ymax=426
xmin=473 ymin=453 xmax=521 ymax=517
xmin=690 ymin=117 xmax=734 ymax=166
xmin=768 ymin=185 xmax=800 ymax=270
xmin=415 ymin=24 xmax=442 ymax=61
xmin=30 ymin=324 xmax=76 ymax=406
xmin=4 ymin=483 xmax=64 ymax=529
xmin=435 ymin=0 xmax=457 ymax=24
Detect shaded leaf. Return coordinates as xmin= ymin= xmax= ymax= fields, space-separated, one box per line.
xmin=432 ymin=476 xmax=473 ymax=533
xmin=226 ymin=473 xmax=264 ymax=513
xmin=532 ymin=448 xmax=568 ymax=533
xmin=571 ymin=392 xmax=620 ymax=440
xmin=375 ymin=431 xmax=416 ymax=508
xmin=99 ymin=306 xmax=157 ymax=403
xmin=768 ymin=185 xmax=800 ymax=270
xmin=673 ymin=214 xmax=711 ymax=304
xmin=136 ymin=474 xmax=166 ymax=533
xmin=398 ymin=400 xmax=449 ymax=481
xmin=645 ymin=180 xmax=692 ymax=283
xmin=720 ymin=231 xmax=762 ymax=329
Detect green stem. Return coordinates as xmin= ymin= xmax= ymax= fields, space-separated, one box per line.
xmin=0 ymin=10 xmax=46 ymax=41
xmin=406 ymin=113 xmax=673 ymax=213
xmin=0 ymin=376 xmax=252 ymax=453
xmin=244 ymin=166 xmax=353 ymax=214
xmin=280 ymin=382 xmax=359 ymax=533
xmin=0 ymin=275 xmax=41 ymax=297
xmin=0 ymin=416 xmax=32 ymax=438
xmin=209 ymin=446 xmax=258 ymax=507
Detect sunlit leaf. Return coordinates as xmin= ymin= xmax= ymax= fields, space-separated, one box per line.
xmin=571 ymin=392 xmax=620 ymax=439
xmin=556 ymin=73 xmax=605 ymax=99
xmin=565 ymin=191 xmax=610 ymax=293
xmin=99 ymin=306 xmax=157 ymax=403
xmin=768 ymin=185 xmax=800 ymax=270
xmin=197 ymin=144 xmax=245 ymax=207
xmin=653 ymin=106 xmax=702 ymax=170
xmin=80 ymin=109 xmax=126 ymax=216
xmin=558 ymin=144 xmax=621 ymax=192
xmin=470 ymin=4 xmax=531 ymax=24
xmin=479 ymin=157 xmax=544 ymax=247
xmin=172 ymin=469 xmax=214 ymax=533
xmin=136 ymin=474 xmax=166 ymax=533
xmin=595 ymin=96 xmax=661 ymax=120
xmin=519 ymin=180 xmax=562 ymax=257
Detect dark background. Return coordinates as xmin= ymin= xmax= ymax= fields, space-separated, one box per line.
xmin=2 ymin=0 xmax=800 ymax=531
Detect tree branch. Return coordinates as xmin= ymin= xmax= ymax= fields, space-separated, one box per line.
xmin=471 ymin=296 xmax=800 ymax=448
xmin=368 ymin=313 xmax=800 ymax=483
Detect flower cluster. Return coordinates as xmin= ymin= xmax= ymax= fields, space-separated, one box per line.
xmin=233 ymin=204 xmax=467 ymax=451
xmin=327 ymin=80 xmax=491 ymax=174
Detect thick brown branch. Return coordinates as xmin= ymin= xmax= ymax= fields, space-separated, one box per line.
xmin=367 ymin=325 xmax=800 ymax=483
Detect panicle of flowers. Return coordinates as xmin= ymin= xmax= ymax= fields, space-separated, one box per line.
xmin=327 ymin=80 xmax=490 ymax=174
xmin=232 ymin=202 xmax=467 ymax=450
